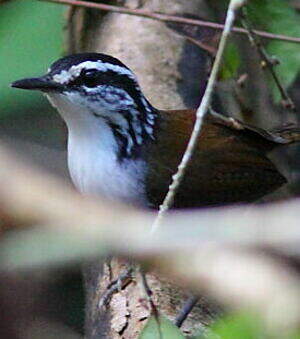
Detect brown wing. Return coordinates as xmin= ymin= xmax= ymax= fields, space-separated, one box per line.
xmin=145 ymin=110 xmax=289 ymax=208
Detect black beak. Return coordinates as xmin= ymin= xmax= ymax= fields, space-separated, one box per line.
xmin=11 ymin=76 xmax=64 ymax=92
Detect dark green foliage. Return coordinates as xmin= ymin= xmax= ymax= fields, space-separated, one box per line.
xmin=0 ymin=0 xmax=64 ymax=116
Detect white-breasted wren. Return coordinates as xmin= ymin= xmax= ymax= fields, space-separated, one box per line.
xmin=11 ymin=53 xmax=300 ymax=208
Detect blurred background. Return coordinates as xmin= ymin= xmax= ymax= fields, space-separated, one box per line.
xmin=1 ymin=0 xmax=300 ymax=338
xmin=1 ymin=2 xmax=84 ymax=338
xmin=1 ymin=0 xmax=67 ymax=176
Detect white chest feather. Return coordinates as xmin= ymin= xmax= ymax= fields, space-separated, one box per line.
xmin=68 ymin=131 xmax=147 ymax=205
xmin=46 ymin=93 xmax=147 ymax=206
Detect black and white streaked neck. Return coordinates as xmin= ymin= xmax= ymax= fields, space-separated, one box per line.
xmin=47 ymin=53 xmax=158 ymax=160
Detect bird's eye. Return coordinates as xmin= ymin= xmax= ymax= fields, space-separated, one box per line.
xmin=81 ymin=69 xmax=99 ymax=87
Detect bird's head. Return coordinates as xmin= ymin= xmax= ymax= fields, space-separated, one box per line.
xmin=12 ymin=53 xmax=157 ymax=157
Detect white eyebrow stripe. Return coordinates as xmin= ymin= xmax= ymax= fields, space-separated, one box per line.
xmin=52 ymin=60 xmax=136 ymax=84
xmin=53 ymin=70 xmax=71 ymax=84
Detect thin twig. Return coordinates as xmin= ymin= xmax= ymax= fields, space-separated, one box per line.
xmin=151 ymin=0 xmax=246 ymax=234
xmin=137 ymin=267 xmax=158 ymax=323
xmin=175 ymin=296 xmax=199 ymax=327
xmin=185 ymin=36 xmax=217 ymax=56
xmin=240 ymin=9 xmax=296 ymax=111
xmin=98 ymin=266 xmax=133 ymax=308
xmin=39 ymin=0 xmax=300 ymax=44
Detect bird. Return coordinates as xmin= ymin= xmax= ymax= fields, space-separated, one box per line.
xmin=11 ymin=52 xmax=300 ymax=209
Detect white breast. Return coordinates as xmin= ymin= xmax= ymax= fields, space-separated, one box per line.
xmin=46 ymin=93 xmax=147 ymax=206
xmin=68 ymin=129 xmax=147 ymax=205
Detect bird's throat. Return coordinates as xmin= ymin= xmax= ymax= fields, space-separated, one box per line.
xmin=46 ymin=91 xmax=158 ymax=160
xmin=46 ymin=92 xmax=150 ymax=205
xmin=67 ymin=123 xmax=148 ymax=205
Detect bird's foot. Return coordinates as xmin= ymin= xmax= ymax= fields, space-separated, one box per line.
xmin=99 ymin=266 xmax=134 ymax=308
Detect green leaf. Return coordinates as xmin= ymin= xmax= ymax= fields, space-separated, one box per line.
xmin=246 ymin=0 xmax=300 ymax=101
xmin=207 ymin=312 xmax=263 ymax=339
xmin=0 ymin=0 xmax=64 ymax=117
xmin=188 ymin=330 xmax=206 ymax=339
xmin=139 ymin=315 xmax=185 ymax=339
xmin=220 ymin=42 xmax=241 ymax=80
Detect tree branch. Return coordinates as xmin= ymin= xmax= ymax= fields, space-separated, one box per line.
xmin=240 ymin=8 xmax=296 ymax=111
xmin=151 ymin=0 xmax=247 ymax=233
xmin=1 ymin=144 xmax=300 ymax=332
xmin=39 ymin=0 xmax=300 ymax=44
